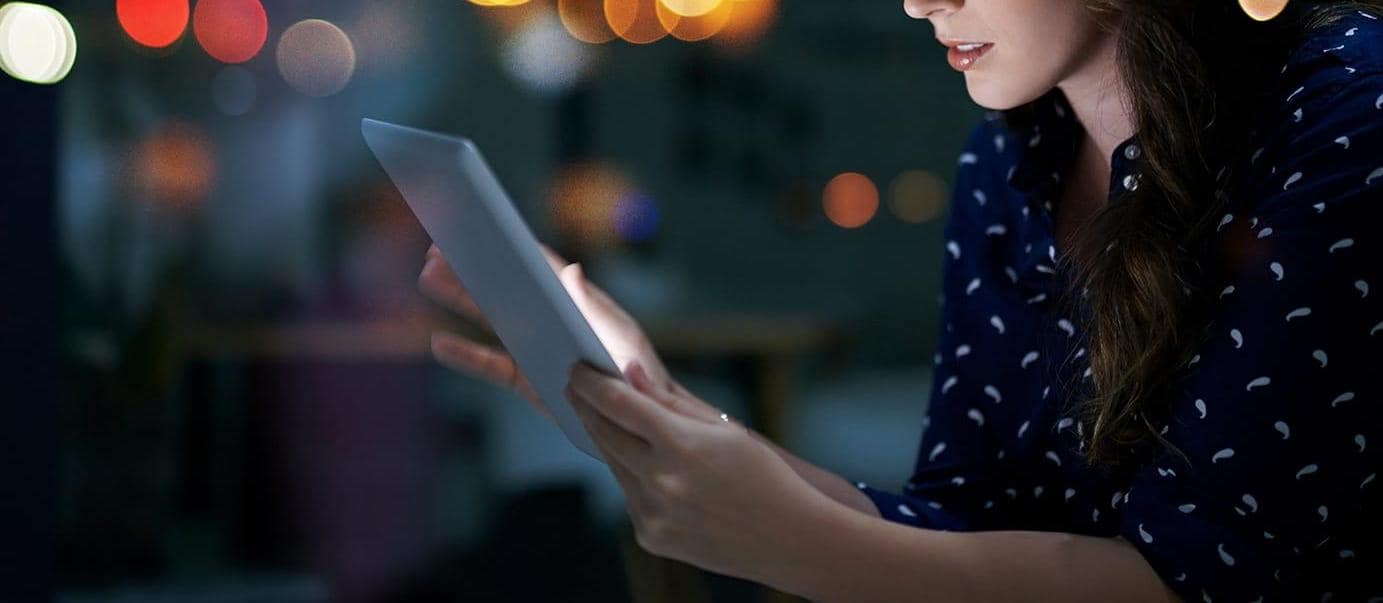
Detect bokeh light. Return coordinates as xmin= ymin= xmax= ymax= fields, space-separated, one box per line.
xmin=128 ymin=121 xmax=216 ymax=210
xmin=549 ymin=162 xmax=635 ymax=249
xmin=0 ymin=2 xmax=76 ymax=85
xmin=656 ymin=0 xmax=733 ymax=42
xmin=657 ymin=0 xmax=722 ymax=18
xmin=713 ymin=0 xmax=776 ymax=50
xmin=192 ymin=0 xmax=267 ymax=63
xmin=559 ymin=0 xmax=616 ymax=44
xmin=605 ymin=0 xmax=673 ymax=44
xmin=501 ymin=12 xmax=595 ymax=94
xmin=888 ymin=170 xmax=948 ymax=224
xmin=612 ymin=193 xmax=660 ymax=242
xmin=116 ymin=0 xmax=188 ymax=48
xmin=350 ymin=2 xmax=419 ymax=70
xmin=823 ymin=172 xmax=878 ymax=229
xmin=472 ymin=0 xmax=546 ymax=37
xmin=210 ymin=64 xmax=255 ymax=116
xmin=276 ymin=19 xmax=356 ymax=98
xmin=1239 ymin=0 xmax=1290 ymax=21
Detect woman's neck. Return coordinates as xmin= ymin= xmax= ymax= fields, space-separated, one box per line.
xmin=1056 ymin=29 xmax=1135 ymax=174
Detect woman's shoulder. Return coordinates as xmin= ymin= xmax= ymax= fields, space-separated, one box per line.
xmin=1229 ymin=9 xmax=1383 ymax=218
xmin=1268 ymin=8 xmax=1383 ymax=119
xmin=1282 ymin=8 xmax=1383 ymax=82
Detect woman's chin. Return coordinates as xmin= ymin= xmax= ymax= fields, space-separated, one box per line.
xmin=964 ymin=77 xmax=1048 ymax=112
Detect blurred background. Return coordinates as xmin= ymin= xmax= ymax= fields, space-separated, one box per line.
xmin=0 ymin=0 xmax=984 ymax=601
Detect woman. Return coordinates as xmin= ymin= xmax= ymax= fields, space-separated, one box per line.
xmin=421 ymin=0 xmax=1382 ymax=599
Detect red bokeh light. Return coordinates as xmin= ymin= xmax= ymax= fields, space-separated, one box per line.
xmin=116 ymin=0 xmax=190 ymax=48
xmin=193 ymin=0 xmax=268 ymax=64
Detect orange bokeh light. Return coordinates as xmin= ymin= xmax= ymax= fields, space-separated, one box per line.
xmin=605 ymin=0 xmax=674 ymax=44
xmin=117 ymin=0 xmax=189 ymax=48
xmin=823 ymin=172 xmax=878 ymax=229
xmin=129 ymin=122 xmax=216 ymax=210
xmin=549 ymin=161 xmax=634 ymax=249
xmin=193 ymin=0 xmax=268 ymax=64
xmin=559 ymin=0 xmax=616 ymax=44
xmin=473 ymin=0 xmax=547 ymax=36
xmin=714 ymin=0 xmax=776 ymax=50
xmin=655 ymin=0 xmax=732 ymax=41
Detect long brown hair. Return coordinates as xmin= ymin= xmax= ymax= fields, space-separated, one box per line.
xmin=1012 ymin=0 xmax=1383 ymax=468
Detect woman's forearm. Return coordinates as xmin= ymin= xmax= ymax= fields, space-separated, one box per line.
xmin=750 ymin=431 xmax=880 ymax=517
xmin=767 ymin=497 xmax=1178 ymax=603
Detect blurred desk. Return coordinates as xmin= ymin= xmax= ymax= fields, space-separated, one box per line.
xmin=185 ymin=312 xmax=845 ymax=445
xmin=184 ymin=311 xmax=848 ymax=603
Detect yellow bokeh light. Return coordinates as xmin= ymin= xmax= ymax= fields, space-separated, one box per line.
xmin=656 ymin=0 xmax=722 ymax=18
xmin=0 ymin=2 xmax=76 ymax=85
xmin=823 ymin=172 xmax=879 ymax=229
xmin=655 ymin=0 xmax=732 ymax=42
xmin=276 ymin=19 xmax=356 ymax=97
xmin=1239 ymin=0 xmax=1290 ymax=21
xmin=605 ymin=0 xmax=673 ymax=44
xmin=889 ymin=170 xmax=948 ymax=224
xmin=559 ymin=0 xmax=616 ymax=44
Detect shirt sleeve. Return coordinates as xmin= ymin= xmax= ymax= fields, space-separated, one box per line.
xmin=855 ymin=120 xmax=1014 ymax=532
xmin=1117 ymin=74 xmax=1383 ymax=602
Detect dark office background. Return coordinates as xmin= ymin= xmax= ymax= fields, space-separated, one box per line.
xmin=1 ymin=0 xmax=983 ymax=601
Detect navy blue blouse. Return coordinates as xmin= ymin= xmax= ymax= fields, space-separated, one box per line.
xmin=855 ymin=9 xmax=1383 ymax=601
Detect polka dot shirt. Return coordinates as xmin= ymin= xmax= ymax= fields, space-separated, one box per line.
xmin=855 ymin=10 xmax=1383 ymax=601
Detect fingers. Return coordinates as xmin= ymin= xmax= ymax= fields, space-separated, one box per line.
xmin=627 ymin=361 xmax=723 ymax=425
xmin=567 ymin=362 xmax=676 ymax=442
xmin=418 ymin=249 xmax=490 ymax=328
xmin=570 ymin=386 xmax=653 ymax=475
xmin=431 ymin=331 xmax=549 ymax=419
xmin=557 ymin=262 xmax=588 ymax=307
xmin=539 ymin=243 xmax=570 ymax=275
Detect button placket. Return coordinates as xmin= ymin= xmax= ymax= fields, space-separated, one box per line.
xmin=1122 ymin=173 xmax=1142 ymax=192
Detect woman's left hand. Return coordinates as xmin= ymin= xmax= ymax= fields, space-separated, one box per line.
xmin=565 ymin=360 xmax=836 ymax=586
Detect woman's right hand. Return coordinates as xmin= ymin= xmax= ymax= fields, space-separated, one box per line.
xmin=419 ymin=243 xmax=688 ymax=420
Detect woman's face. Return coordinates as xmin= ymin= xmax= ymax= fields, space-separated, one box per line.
xmin=904 ymin=0 xmax=1114 ymax=110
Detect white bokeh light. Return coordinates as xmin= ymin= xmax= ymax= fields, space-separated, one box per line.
xmin=0 ymin=2 xmax=77 ymax=85
xmin=501 ymin=12 xmax=595 ymax=95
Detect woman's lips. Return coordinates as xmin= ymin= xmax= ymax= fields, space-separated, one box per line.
xmin=945 ymin=42 xmax=994 ymax=72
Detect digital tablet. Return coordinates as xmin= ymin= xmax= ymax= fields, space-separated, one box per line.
xmin=362 ymin=117 xmax=622 ymax=461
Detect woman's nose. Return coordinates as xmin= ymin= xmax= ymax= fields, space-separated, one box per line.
xmin=903 ymin=0 xmax=961 ymax=19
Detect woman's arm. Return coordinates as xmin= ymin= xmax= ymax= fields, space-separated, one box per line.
xmin=751 ymin=431 xmax=880 ymax=517
xmin=568 ymin=354 xmax=1177 ymax=602
xmin=769 ymin=497 xmax=1178 ymax=603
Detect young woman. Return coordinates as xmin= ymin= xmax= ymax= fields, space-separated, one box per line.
xmin=421 ymin=0 xmax=1382 ymax=599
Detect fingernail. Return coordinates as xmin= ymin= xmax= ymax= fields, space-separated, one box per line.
xmin=627 ymin=361 xmax=649 ymax=391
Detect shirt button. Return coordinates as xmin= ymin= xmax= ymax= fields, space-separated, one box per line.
xmin=1123 ymin=173 xmax=1141 ymax=191
xmin=1124 ymin=144 xmax=1141 ymax=160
